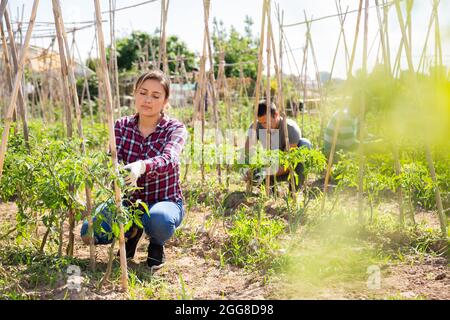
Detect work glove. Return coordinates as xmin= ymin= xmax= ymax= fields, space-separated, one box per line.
xmin=124 ymin=160 xmax=146 ymax=187
xmin=239 ymin=168 xmax=250 ymax=181
xmin=253 ymin=168 xmax=267 ymax=185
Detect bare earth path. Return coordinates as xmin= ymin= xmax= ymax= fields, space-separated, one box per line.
xmin=0 ymin=202 xmax=448 ymax=300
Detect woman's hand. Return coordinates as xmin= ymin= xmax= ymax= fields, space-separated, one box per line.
xmin=124 ymin=160 xmax=146 ymax=186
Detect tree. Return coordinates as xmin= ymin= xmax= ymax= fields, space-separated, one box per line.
xmin=212 ymin=18 xmax=259 ymax=80
xmin=111 ymin=31 xmax=196 ymax=74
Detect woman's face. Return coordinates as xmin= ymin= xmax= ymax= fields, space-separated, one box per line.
xmin=135 ymin=79 xmax=168 ymax=118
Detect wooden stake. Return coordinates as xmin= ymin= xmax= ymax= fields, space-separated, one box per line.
xmin=329 ymin=4 xmax=350 ymax=81
xmin=300 ymin=37 xmax=308 ymax=133
xmin=0 ymin=0 xmax=39 ymax=181
xmin=433 ymin=0 xmax=442 ymax=68
xmin=109 ymin=0 xmax=121 ymax=119
xmin=394 ymin=0 xmax=414 ymax=72
xmin=74 ymin=40 xmax=95 ymax=125
xmin=417 ymin=8 xmax=436 ymax=74
xmin=52 ymin=0 xmax=96 ymax=270
xmin=382 ymin=0 xmax=392 ymax=73
xmin=202 ymin=0 xmax=222 ymax=184
xmin=336 ymin=0 xmax=350 ymax=70
xmin=94 ymin=0 xmax=128 ymax=291
xmin=304 ymin=13 xmax=324 ymax=147
xmin=357 ymin=0 xmax=370 ymax=224
xmin=158 ymin=0 xmax=170 ymax=73
xmin=265 ymin=0 xmax=272 ymax=197
xmin=394 ymin=0 xmax=446 ymax=235
xmin=375 ymin=0 xmax=389 ymax=73
xmin=268 ymin=8 xmax=297 ymax=204
xmin=52 ymin=0 xmax=77 ymax=256
xmin=2 ymin=9 xmax=30 ymax=150
xmin=0 ymin=0 xmax=8 ymax=26
xmin=348 ymin=0 xmax=363 ymax=77
xmin=247 ymin=0 xmax=268 ymax=194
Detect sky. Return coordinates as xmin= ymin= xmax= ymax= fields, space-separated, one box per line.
xmin=8 ymin=0 xmax=450 ymax=79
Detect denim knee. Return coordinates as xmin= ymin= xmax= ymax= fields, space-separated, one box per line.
xmin=298 ymin=137 xmax=312 ymax=149
xmin=80 ymin=200 xmax=116 ymax=245
xmin=80 ymin=217 xmax=113 ymax=245
xmin=141 ymin=201 xmax=183 ymax=245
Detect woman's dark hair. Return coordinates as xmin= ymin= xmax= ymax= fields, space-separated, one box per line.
xmin=133 ymin=69 xmax=170 ymax=99
xmin=257 ymin=100 xmax=277 ymax=117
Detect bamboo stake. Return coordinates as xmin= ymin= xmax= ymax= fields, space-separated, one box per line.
xmin=217 ymin=52 xmax=226 ymax=99
xmin=74 ymin=40 xmax=95 ymax=125
xmin=52 ymin=0 xmax=96 ymax=270
xmin=17 ymin=6 xmax=27 ymax=123
xmin=321 ymin=7 xmax=358 ymax=206
xmin=109 ymin=0 xmax=121 ymax=119
xmin=393 ymin=146 xmax=404 ymax=224
xmin=392 ymin=1 xmax=414 ymax=77
xmin=0 ymin=22 xmax=18 ymax=126
xmin=336 ymin=0 xmax=350 ymax=70
xmin=45 ymin=38 xmax=57 ymax=123
xmin=265 ymin=0 xmax=272 ymax=197
xmin=94 ymin=0 xmax=128 ymax=291
xmin=303 ymin=13 xmax=324 ymax=148
xmin=0 ymin=0 xmax=39 ymax=181
xmin=202 ymin=0 xmax=222 ymax=184
xmin=393 ymin=0 xmax=447 ymax=233
xmin=158 ymin=0 xmax=169 ymax=73
xmin=376 ymin=0 xmax=405 ymax=224
xmin=32 ymin=75 xmax=46 ymax=122
xmin=407 ymin=0 xmax=413 ymax=54
xmin=433 ymin=0 xmax=442 ymax=68
xmin=195 ymin=22 xmax=208 ymax=183
xmin=348 ymin=0 xmax=363 ymax=77
xmin=321 ymin=111 xmax=342 ymax=213
xmin=52 ymin=0 xmax=76 ymax=257
xmin=393 ymin=1 xmax=422 ymax=225
xmin=300 ymin=38 xmax=308 ymax=132
xmin=417 ymin=8 xmax=435 ymax=74
xmin=375 ymin=0 xmax=389 ymax=73
xmin=329 ymin=4 xmax=350 ymax=82
xmin=425 ymin=145 xmax=447 ymax=235
xmin=382 ymin=0 xmax=392 ymax=73
xmin=357 ymin=0 xmax=370 ymax=224
xmin=2 ymin=9 xmax=30 ymax=150
xmin=0 ymin=0 xmax=8 ymax=32
xmin=303 ymin=13 xmax=322 ymax=99
xmin=214 ymin=31 xmax=233 ymax=188
xmin=394 ymin=1 xmax=414 ymax=72
xmin=247 ymin=0 xmax=267 ymax=194
xmin=51 ymin=6 xmax=73 ymax=138
xmin=149 ymin=35 xmax=157 ymax=69
xmin=268 ymin=8 xmax=297 ymax=203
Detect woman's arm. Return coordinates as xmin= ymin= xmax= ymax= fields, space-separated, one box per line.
xmin=143 ymin=124 xmax=188 ymax=176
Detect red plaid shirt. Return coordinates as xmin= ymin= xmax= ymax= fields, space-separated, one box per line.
xmin=114 ymin=113 xmax=187 ymax=203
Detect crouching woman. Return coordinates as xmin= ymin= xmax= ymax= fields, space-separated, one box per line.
xmin=81 ymin=70 xmax=187 ymax=270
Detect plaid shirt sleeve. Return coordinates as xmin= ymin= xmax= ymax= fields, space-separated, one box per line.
xmin=114 ymin=118 xmax=125 ymax=163
xmin=143 ymin=124 xmax=188 ymax=176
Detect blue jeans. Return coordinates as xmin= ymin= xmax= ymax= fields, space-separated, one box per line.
xmin=80 ymin=200 xmax=184 ymax=246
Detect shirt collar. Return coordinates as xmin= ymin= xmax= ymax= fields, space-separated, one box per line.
xmin=131 ymin=113 xmax=169 ymax=132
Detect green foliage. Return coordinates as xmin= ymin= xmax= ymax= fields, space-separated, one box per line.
xmin=114 ymin=31 xmax=196 ymax=73
xmin=225 ymin=208 xmax=285 ymax=271
xmin=333 ymin=150 xmax=449 ymax=212
xmin=212 ymin=18 xmax=258 ymax=80
xmin=0 ymin=122 xmax=146 ymax=247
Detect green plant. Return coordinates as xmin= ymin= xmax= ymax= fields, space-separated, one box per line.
xmin=224 ymin=208 xmax=285 ymax=271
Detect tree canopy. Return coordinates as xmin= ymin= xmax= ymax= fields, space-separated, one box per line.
xmin=110 ymin=31 xmax=196 ymax=74
xmin=212 ymin=16 xmax=259 ymax=80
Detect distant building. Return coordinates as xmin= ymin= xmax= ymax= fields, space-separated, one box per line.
xmin=0 ymin=44 xmax=93 ymax=78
